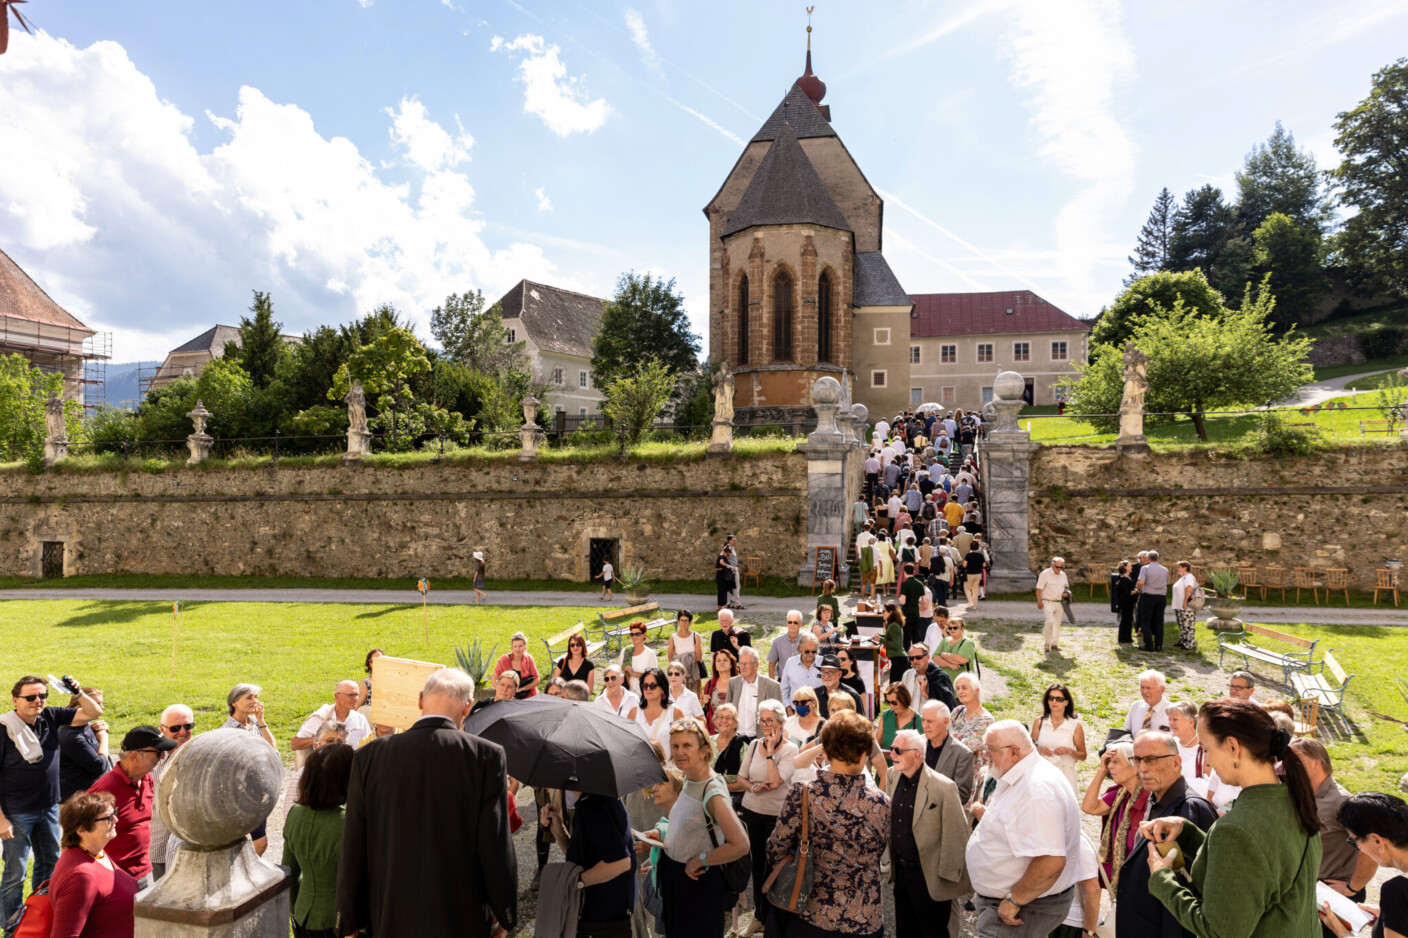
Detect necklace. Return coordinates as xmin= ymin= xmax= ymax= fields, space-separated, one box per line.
xmin=83 ymin=847 xmax=106 ymax=860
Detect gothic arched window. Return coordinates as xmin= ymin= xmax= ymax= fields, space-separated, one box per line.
xmin=773 ymin=270 xmax=794 ymax=362
xmin=737 ymin=276 xmax=749 ymax=365
xmin=817 ymin=272 xmax=833 ymax=363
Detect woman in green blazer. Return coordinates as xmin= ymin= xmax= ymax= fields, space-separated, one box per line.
xmin=282 ymin=743 xmax=355 ymax=938
xmin=1142 ymin=698 xmax=1322 ymax=938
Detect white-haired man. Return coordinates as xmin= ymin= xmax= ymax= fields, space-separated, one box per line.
xmin=766 ymin=611 xmax=806 ymax=680
xmin=338 ymin=668 xmax=517 ymax=938
xmin=149 ymin=703 xmax=195 ymax=879
xmin=920 ymin=699 xmax=975 ymax=805
xmin=292 ymin=680 xmax=372 ymax=759
xmin=710 ymin=608 xmax=752 ymax=655
xmin=779 ymin=633 xmax=823 ymax=713
xmin=965 ymin=720 xmax=1081 ymax=937
xmin=887 ymin=728 xmax=971 ymax=938
xmin=1034 ymin=557 xmax=1069 ymax=654
xmin=1124 ymin=670 xmax=1172 ymax=737
xmin=727 ymin=646 xmax=782 ymax=739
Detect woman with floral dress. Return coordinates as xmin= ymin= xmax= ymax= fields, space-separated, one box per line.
xmin=949 ymin=671 xmax=993 ymax=802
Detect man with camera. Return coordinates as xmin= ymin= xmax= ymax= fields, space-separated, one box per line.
xmin=0 ymin=675 xmax=103 ymax=928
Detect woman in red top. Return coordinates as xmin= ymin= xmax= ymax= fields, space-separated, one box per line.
xmin=49 ymin=790 xmax=138 ymax=938
xmin=493 ymin=632 xmax=540 ymax=698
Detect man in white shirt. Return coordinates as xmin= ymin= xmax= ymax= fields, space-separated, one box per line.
xmin=292 ymin=681 xmax=373 ymax=757
xmin=726 ymin=646 xmax=782 ymax=738
xmin=1034 ymin=557 xmax=1070 ymax=653
xmin=965 ymin=720 xmax=1081 ymax=936
xmin=1168 ymin=700 xmax=1205 ymax=784
xmin=779 ymin=635 xmax=823 ymax=708
xmin=874 ymin=418 xmax=891 ymax=445
xmin=1123 ymin=670 xmax=1172 ymax=736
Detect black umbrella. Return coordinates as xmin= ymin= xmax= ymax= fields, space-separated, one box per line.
xmin=464 ymin=696 xmax=667 ymax=796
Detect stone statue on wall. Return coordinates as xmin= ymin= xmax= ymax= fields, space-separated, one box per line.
xmin=1117 ymin=342 xmax=1151 ymax=453
xmin=185 ymin=400 xmax=214 ymax=466
xmin=713 ymin=361 xmax=735 ymax=423
xmin=44 ymin=395 xmax=66 ymax=442
xmin=346 ymin=380 xmax=367 ymax=434
xmin=519 ymin=395 xmax=542 ymax=462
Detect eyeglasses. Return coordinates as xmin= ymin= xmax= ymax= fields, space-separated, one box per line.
xmin=96 ymin=814 xmax=118 ymax=825
xmin=889 ymin=746 xmax=916 ymax=756
xmin=1129 ymin=754 xmax=1177 ymax=766
xmin=1047 ymin=696 xmax=1068 ymax=703
xmin=604 ymin=675 xmax=621 ymax=682
xmin=17 ymin=693 xmax=47 ymax=702
xmin=908 ymin=654 xmax=926 ymax=661
xmin=1346 ymin=833 xmax=1364 ymax=849
xmin=334 ymin=692 xmax=358 ymax=698
xmin=801 ymin=650 xmax=816 ymax=656
xmin=630 ymin=630 xmax=646 ymax=636
xmin=885 ymin=698 xmax=899 ymax=705
xmin=641 ymin=683 xmax=660 ymax=690
xmin=1230 ymin=684 xmax=1253 ymax=691
xmin=165 ymin=723 xmax=194 ymax=732
xmin=988 ymin=744 xmax=1020 ymax=756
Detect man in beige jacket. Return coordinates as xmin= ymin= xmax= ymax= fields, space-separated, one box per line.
xmin=886 ymin=729 xmax=972 ymax=937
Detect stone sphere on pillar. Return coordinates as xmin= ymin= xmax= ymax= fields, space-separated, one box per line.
xmin=158 ymin=728 xmax=283 ymax=849
xmin=993 ymin=371 xmax=1026 ymax=403
xmin=851 ymin=403 xmax=868 ymax=425
xmin=812 ymin=376 xmax=842 ymax=404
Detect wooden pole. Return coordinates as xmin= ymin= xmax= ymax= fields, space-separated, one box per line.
xmin=171 ymin=601 xmax=179 ymax=676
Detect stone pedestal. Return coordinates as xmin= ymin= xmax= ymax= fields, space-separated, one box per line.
xmin=185 ymin=434 xmax=213 ymax=467
xmin=707 ymin=418 xmax=733 ymax=457
xmin=42 ymin=438 xmax=68 ymax=466
xmin=1205 ymin=616 xmax=1243 ymax=633
xmin=1115 ymin=433 xmax=1151 ymax=455
xmin=517 ymin=424 xmax=542 ymax=462
xmin=343 ymin=428 xmax=372 ymax=464
xmin=981 ymin=371 xmax=1040 ymax=594
xmin=797 ymin=378 xmax=849 ymax=587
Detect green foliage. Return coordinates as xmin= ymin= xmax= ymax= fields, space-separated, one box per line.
xmin=1235 ymin=122 xmax=1331 ymax=234
xmin=1358 ymin=328 xmax=1406 ymax=360
xmin=453 ymin=638 xmax=498 ymax=686
xmin=139 ymin=358 xmax=255 ymax=442
xmin=1329 ymin=58 xmax=1408 ymax=296
xmin=591 ymin=272 xmax=701 ymax=395
xmin=430 ymin=292 xmax=530 ymax=380
xmin=86 ymin=406 xmax=140 ymax=455
xmin=1091 ymin=270 xmax=1228 ymax=350
xmin=0 ymin=355 xmax=84 ymax=462
xmin=285 ymin=404 xmax=347 ymax=439
xmin=617 ymin=564 xmax=650 ymax=589
xmin=330 ymin=328 xmax=432 ymax=449
xmin=223 ymin=291 xmax=287 ymax=389
xmin=1207 ymin=568 xmax=1242 ymax=598
xmin=1126 ymin=187 xmax=1176 ymax=285
xmin=1251 ymin=411 xmax=1322 ymax=457
xmin=1373 ymin=371 xmax=1408 ymax=426
xmin=1252 ymin=213 xmax=1327 ymax=328
xmin=600 ymin=358 xmax=678 ymax=453
xmin=1166 ymin=185 xmax=1252 ymax=298
xmin=140 ymin=458 xmax=165 ymax=475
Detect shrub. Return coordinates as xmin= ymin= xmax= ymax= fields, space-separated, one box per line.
xmin=140 ymin=458 xmax=166 ymax=475
xmin=1252 ymin=412 xmax=1321 ymax=457
xmin=1358 ymin=328 xmax=1406 ymax=360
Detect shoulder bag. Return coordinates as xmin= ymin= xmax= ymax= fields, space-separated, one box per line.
xmin=762 ymin=786 xmax=814 ymax=914
xmin=5 ymin=880 xmax=51 ymax=938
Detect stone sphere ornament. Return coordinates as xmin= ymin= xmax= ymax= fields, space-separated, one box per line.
xmin=158 ymin=728 xmax=283 ymax=849
xmin=993 ymin=371 xmax=1026 ymax=403
xmin=812 ymin=376 xmax=841 ymax=404
xmin=851 ymin=403 xmax=868 ymax=426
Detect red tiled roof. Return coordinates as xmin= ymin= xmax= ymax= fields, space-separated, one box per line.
xmin=909 ymin=290 xmax=1087 ymax=338
xmin=0 ymin=248 xmax=93 ymax=332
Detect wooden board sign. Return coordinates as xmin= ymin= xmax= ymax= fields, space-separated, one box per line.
xmin=368 ymin=654 xmax=445 ymax=730
xmin=811 ymin=546 xmax=838 ymax=592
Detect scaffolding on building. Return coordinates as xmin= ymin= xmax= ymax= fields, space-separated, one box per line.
xmin=0 ymin=315 xmax=110 ymax=409
xmin=82 ymin=331 xmax=111 ymax=414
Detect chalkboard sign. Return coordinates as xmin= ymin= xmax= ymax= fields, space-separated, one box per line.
xmin=812 ymin=546 xmax=838 ymax=593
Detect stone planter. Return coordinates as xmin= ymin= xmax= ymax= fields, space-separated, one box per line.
xmin=1208 ymin=597 xmax=1244 ymax=621
xmin=623 ymin=589 xmax=651 ymax=606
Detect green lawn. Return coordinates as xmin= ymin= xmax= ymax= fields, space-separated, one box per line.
xmin=1344 ymin=370 xmax=1406 ymax=391
xmin=1302 ymin=306 xmax=1407 ymax=341
xmin=1313 ymin=356 xmax=1408 ymax=382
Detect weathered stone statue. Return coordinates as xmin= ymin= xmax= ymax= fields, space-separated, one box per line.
xmin=1117 ymin=342 xmax=1151 ymax=454
xmin=42 ymin=395 xmax=68 ymax=465
xmin=518 ymin=394 xmax=542 ymax=462
xmin=138 ymin=728 xmax=288 ymax=937
xmin=343 ymin=379 xmax=372 ymax=464
xmin=185 ymin=400 xmax=213 ymax=467
xmin=807 ymin=375 xmax=843 ymax=443
xmin=708 ymin=362 xmax=735 ymax=457
xmin=988 ymin=370 xmax=1026 ymax=435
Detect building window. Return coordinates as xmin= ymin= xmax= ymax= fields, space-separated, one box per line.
xmin=1053 ymin=385 xmax=1067 ymax=403
xmin=737 ymin=275 xmax=749 ymax=365
xmin=817 ymin=272 xmax=833 ymax=363
xmin=874 ymin=327 xmax=891 ymax=345
xmin=579 ymin=370 xmax=589 ymax=388
xmin=909 ymin=346 xmax=921 ymax=364
xmin=981 ymin=386 xmax=993 ymax=403
xmin=1051 ymin=341 xmax=1068 ymax=361
xmin=872 ymin=370 xmax=887 ymax=388
xmin=977 ymin=343 xmax=993 ymax=363
xmin=552 ymin=367 xmax=564 ymax=386
xmin=941 ymin=345 xmax=956 ymax=364
xmin=1013 ymin=342 xmax=1030 ymax=362
xmin=507 ymin=328 xmax=516 ymax=343
xmin=579 ymin=407 xmax=588 ymax=416
xmin=941 ymin=386 xmax=955 ymax=405
xmin=910 ymin=387 xmax=923 ymax=404
xmin=773 ymin=270 xmax=794 ymax=362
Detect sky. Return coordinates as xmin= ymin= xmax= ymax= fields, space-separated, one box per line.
xmin=2 ymin=0 xmax=1406 ymax=364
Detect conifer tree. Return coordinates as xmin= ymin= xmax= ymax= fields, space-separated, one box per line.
xmin=1126 ymin=187 xmax=1177 ymax=285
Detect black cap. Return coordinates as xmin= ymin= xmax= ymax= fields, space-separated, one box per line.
xmin=818 ymin=654 xmax=843 ymax=671
xmin=122 ymin=724 xmax=179 ymax=752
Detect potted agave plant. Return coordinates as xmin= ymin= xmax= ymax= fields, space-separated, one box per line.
xmin=1207 ymin=569 xmax=1244 ymax=622
xmin=454 ymin=638 xmax=499 ymax=700
xmin=618 ymin=564 xmax=652 ymax=605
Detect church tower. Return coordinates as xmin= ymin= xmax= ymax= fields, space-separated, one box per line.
xmin=704 ymin=27 xmax=913 ymax=427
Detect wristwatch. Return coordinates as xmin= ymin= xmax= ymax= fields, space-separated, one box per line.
xmin=1003 ymin=892 xmax=1023 ymax=913
xmin=575 ymin=876 xmax=585 ymax=891
xmin=698 ymin=851 xmax=709 ymax=869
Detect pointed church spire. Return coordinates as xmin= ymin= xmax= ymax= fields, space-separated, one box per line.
xmin=797 ymin=6 xmax=826 ymax=107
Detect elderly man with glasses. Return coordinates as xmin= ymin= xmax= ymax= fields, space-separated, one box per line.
xmin=779 ymin=634 xmax=824 ymax=713
xmin=902 ymin=643 xmax=959 ymax=714
xmin=1114 ymin=731 xmax=1216 ymax=938
xmin=886 ymin=728 xmax=971 ymax=938
xmin=1227 ymin=671 xmax=1257 ymax=702
xmin=766 ymin=611 xmax=807 ymax=680
xmin=1035 ymin=557 xmax=1070 ymax=654
xmin=727 ymin=647 xmax=782 ymax=739
xmin=0 ymin=674 xmax=103 ymax=927
xmin=87 ymin=725 xmax=180 ymax=889
xmin=148 ymin=704 xmax=195 ymax=880
xmin=292 ymin=680 xmax=372 ymax=759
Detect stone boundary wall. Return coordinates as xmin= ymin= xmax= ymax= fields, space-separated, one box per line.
xmin=1027 ymin=445 xmax=1408 ymax=589
xmin=0 ymin=455 xmax=808 ymax=581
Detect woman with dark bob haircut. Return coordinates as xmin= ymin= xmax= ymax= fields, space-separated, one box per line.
xmin=767 ymin=710 xmax=890 ymax=936
xmin=1140 ymin=698 xmax=1322 ymax=938
xmin=1321 ymin=791 xmax=1408 ymax=938
xmin=49 ymin=790 xmax=139 ymax=938
xmin=282 ymin=744 xmax=355 ymax=938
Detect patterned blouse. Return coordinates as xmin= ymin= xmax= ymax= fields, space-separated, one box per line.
xmin=950 ymin=704 xmax=993 ymax=801
xmin=766 ymin=770 xmax=890 ymax=935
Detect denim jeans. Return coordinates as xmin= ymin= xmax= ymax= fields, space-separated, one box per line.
xmin=1 ymin=804 xmax=61 ymax=933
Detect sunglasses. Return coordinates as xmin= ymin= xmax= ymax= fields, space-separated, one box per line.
xmin=1047 ymin=696 xmax=1068 ymax=703
xmin=908 ymin=654 xmax=926 ymax=661
xmin=604 ymin=675 xmax=621 ymax=682
xmin=641 ymin=682 xmax=660 ymax=690
xmin=165 ymin=723 xmax=195 ymax=732
xmin=17 ymin=692 xmax=48 ymax=702
xmin=885 ymin=698 xmax=899 ymax=705
xmin=889 ymin=747 xmax=915 ymax=756
xmin=631 ymin=630 xmax=646 ymax=636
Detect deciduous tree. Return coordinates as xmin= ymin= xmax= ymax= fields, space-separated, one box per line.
xmin=1252 ymin=212 xmax=1327 ymax=328
xmin=600 ymin=358 xmax=677 ymax=453
xmin=430 ymin=290 xmax=531 ymax=380
xmin=0 ymin=354 xmax=83 ymax=462
xmin=591 ymin=272 xmax=701 ymax=391
xmin=1090 ymin=269 xmax=1227 ymax=351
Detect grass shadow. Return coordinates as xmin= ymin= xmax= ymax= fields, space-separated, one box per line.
xmin=55 ymin=601 xmax=173 ymax=628
xmin=353 ymin=606 xmax=413 ymax=621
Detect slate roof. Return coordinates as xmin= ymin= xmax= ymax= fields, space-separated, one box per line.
xmin=750 ymin=83 xmax=839 ymax=143
xmin=495 ymin=280 xmax=606 ymax=359
xmin=0 ymin=248 xmax=93 ymax=332
xmin=722 ymin=123 xmax=852 ymax=239
xmin=853 ymin=252 xmax=912 ymax=308
xmin=169 ymin=325 xmax=243 ymax=357
xmin=909 ymin=291 xmax=1089 ymax=337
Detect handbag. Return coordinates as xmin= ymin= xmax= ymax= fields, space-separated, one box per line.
xmin=762 ymin=786 xmax=814 ymax=914
xmin=703 ymin=782 xmax=752 ymax=896
xmin=5 ymin=880 xmax=52 ymax=938
xmin=1092 ymin=861 xmax=1117 ymax=938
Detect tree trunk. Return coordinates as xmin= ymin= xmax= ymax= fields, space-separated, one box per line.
xmin=1190 ymin=411 xmax=1208 ymax=440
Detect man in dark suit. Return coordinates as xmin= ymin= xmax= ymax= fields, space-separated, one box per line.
xmin=918 ymin=700 xmax=975 ymax=805
xmin=724 ymin=646 xmax=782 ymax=739
xmin=1116 ymin=731 xmax=1216 ymax=938
xmin=885 ymin=729 xmax=971 ymax=938
xmin=337 ymin=668 xmax=517 ymax=938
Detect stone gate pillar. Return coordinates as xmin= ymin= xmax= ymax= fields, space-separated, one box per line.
xmin=981 ymin=371 xmax=1040 ymax=594
xmin=798 ymin=377 xmax=849 ymax=587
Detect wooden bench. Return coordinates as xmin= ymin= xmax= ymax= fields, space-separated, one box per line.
xmin=1360 ymin=420 xmax=1397 ymax=435
xmin=1289 ymin=651 xmax=1353 ymax=719
xmin=1218 ymin=624 xmax=1319 ymax=692
xmin=541 ymin=620 xmax=606 ymax=665
xmin=598 ymin=603 xmax=669 ymax=655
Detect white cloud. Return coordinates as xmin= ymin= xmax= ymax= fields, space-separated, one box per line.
xmin=356 ymin=0 xmax=373 ymax=7
xmin=999 ymin=0 xmax=1137 ymax=299
xmin=624 ymin=8 xmax=661 ymax=75
xmin=386 ymin=96 xmax=473 ymax=171
xmin=535 ymin=187 xmax=553 ymax=211
xmin=0 ymin=31 xmax=559 ymax=361
xmin=493 ymin=34 xmax=611 ymax=136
